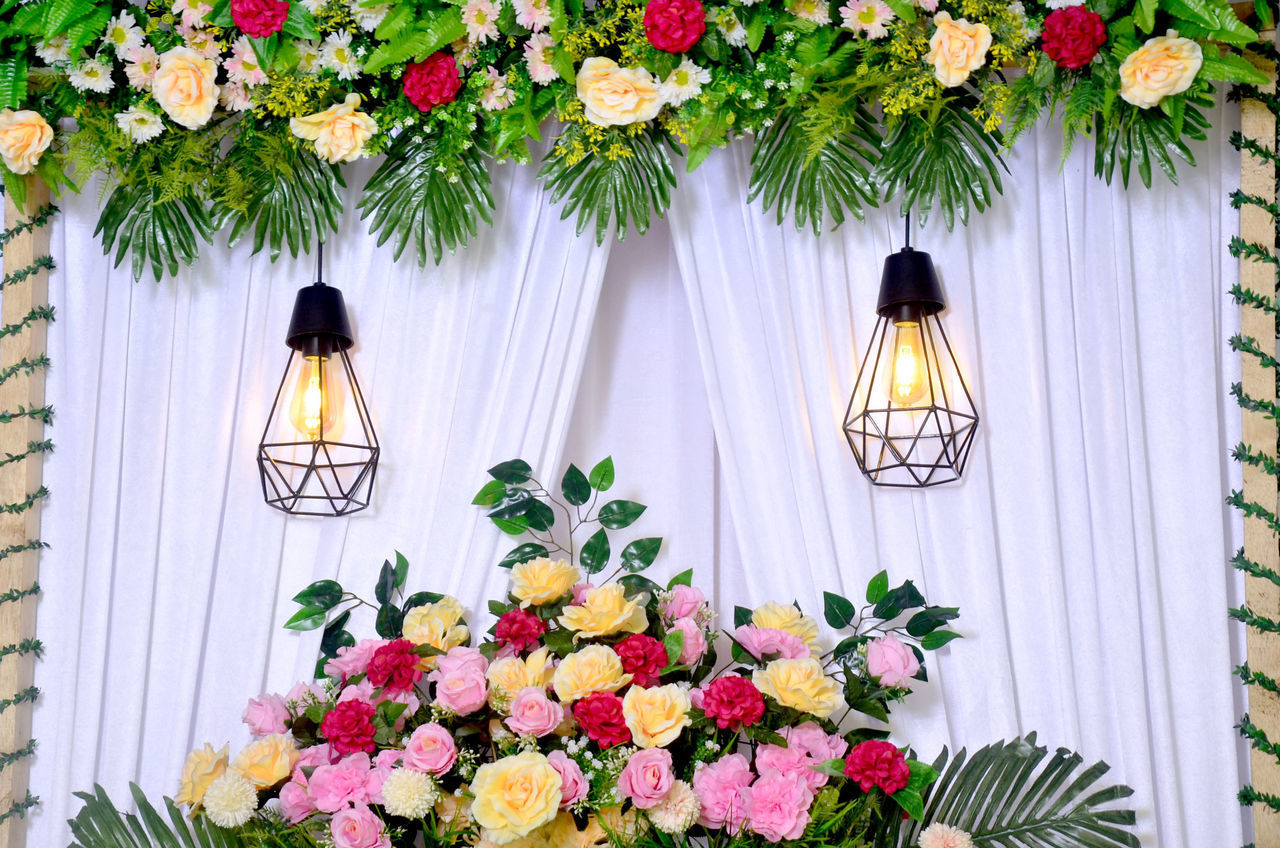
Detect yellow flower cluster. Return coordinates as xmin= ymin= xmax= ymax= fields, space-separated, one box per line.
xmin=257 ymin=73 xmax=335 ymax=119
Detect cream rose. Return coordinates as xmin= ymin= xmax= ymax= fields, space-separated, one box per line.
xmin=174 ymin=742 xmax=229 ymax=808
xmin=575 ymin=56 xmax=663 ymax=126
xmin=925 ymin=12 xmax=992 ymax=87
xmin=0 ymin=110 xmax=52 ymax=175
xmin=622 ymin=683 xmax=692 ymax=748
xmin=153 ymin=46 xmax=218 ymax=130
xmin=753 ymin=658 xmax=842 ymax=718
xmin=511 ymin=557 xmax=582 ymax=607
xmin=403 ymin=596 xmax=470 ymax=667
xmin=1118 ymin=31 xmax=1202 ymax=109
xmin=289 ymin=93 xmax=377 ymax=163
xmin=751 ymin=602 xmax=820 ymax=652
xmin=487 ymin=646 xmax=556 ymax=707
xmin=229 ymin=733 xmax=299 ymax=789
xmin=552 ymin=643 xmax=632 ymax=703
xmin=559 ymin=583 xmax=649 ymax=640
xmin=471 ymin=752 xmax=563 ymax=843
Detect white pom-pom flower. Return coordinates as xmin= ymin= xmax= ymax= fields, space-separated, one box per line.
xmin=647 ymin=780 xmax=700 ymax=834
xmin=201 ymin=773 xmax=257 ymax=828
xmin=919 ymin=822 xmax=975 ymax=848
xmin=382 ymin=768 xmax=441 ymax=819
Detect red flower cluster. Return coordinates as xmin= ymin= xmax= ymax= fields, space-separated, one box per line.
xmin=495 ymin=609 xmax=547 ymax=653
xmin=1041 ymin=6 xmax=1107 ymax=70
xmin=615 ymin=634 xmax=668 ymax=687
xmin=844 ymin=740 xmax=909 ymax=794
xmin=230 ymin=0 xmax=289 ymax=38
xmin=404 ymin=53 xmax=463 ymax=113
xmin=573 ymin=692 xmax=631 ymax=748
xmin=643 ymin=0 xmax=706 ymax=53
xmin=320 ymin=700 xmax=378 ymax=755
xmin=366 ymin=639 xmax=423 ymax=692
xmin=701 ymin=675 xmax=765 ymax=730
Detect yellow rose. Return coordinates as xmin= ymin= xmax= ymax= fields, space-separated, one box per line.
xmin=550 ymin=808 xmax=645 ymax=848
xmin=558 ymin=583 xmax=649 ymax=641
xmin=153 ymin=46 xmax=218 ymax=130
xmin=174 ymin=742 xmax=228 ymax=808
xmin=622 ymin=683 xmax=691 ymax=748
xmin=230 ymin=733 xmax=299 ymax=789
xmin=1119 ymin=31 xmax=1202 ymax=109
xmin=435 ymin=786 xmax=473 ymax=835
xmin=488 ymin=646 xmax=556 ymax=707
xmin=552 ymin=644 xmax=632 ymax=703
xmin=289 ymin=93 xmax=377 ymax=164
xmin=511 ymin=557 xmax=581 ymax=607
xmin=471 ymin=752 xmax=562 ymax=844
xmin=751 ymin=602 xmax=820 ymax=653
xmin=0 ymin=110 xmax=52 ymax=175
xmin=575 ymin=57 xmax=663 ymax=127
xmin=925 ymin=12 xmax=992 ymax=87
xmin=403 ymin=596 xmax=470 ymax=667
xmin=753 ymin=658 xmax=841 ymax=719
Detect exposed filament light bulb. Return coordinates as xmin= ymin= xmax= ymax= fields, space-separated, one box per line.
xmin=288 ymin=354 xmax=343 ymax=440
xmin=889 ymin=320 xmax=929 ymax=407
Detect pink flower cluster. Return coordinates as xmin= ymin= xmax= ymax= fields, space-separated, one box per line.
xmin=278 ymin=747 xmax=397 ymax=848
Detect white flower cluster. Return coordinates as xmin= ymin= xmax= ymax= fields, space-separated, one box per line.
xmin=382 ymin=768 xmax=441 ymax=819
xmin=202 ymin=774 xmax=257 ymax=828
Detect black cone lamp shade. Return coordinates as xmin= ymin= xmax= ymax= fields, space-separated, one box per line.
xmin=258 ymin=279 xmax=379 ymax=516
xmin=843 ymin=245 xmax=979 ymax=487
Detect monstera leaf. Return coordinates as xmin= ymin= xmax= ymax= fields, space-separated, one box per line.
xmin=94 ymin=182 xmax=215 ymax=282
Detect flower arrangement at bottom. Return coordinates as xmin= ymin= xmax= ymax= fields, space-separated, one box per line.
xmin=69 ymin=457 xmax=1140 ymax=848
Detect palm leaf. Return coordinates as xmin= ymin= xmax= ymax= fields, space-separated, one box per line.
xmin=1092 ymin=99 xmax=1210 ymax=189
xmin=892 ymin=735 xmax=1139 ymax=848
xmin=747 ymin=105 xmax=882 ymax=236
xmin=94 ymin=182 xmax=215 ymax=282
xmin=357 ymin=129 xmax=493 ymax=266
xmin=68 ymin=783 xmax=249 ymax=848
xmin=877 ymin=107 xmax=1007 ymax=230
xmin=539 ymin=129 xmax=679 ymax=244
xmin=213 ymin=136 xmax=345 ymax=262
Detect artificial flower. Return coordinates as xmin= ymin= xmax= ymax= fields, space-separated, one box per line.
xmin=290 ymin=93 xmax=378 ymax=164
xmin=615 ymin=633 xmax=668 ymax=686
xmin=202 ymin=773 xmax=258 ymax=828
xmin=693 ymin=753 xmax=752 ymax=831
xmin=495 ymin=608 xmax=547 ymax=653
xmin=230 ymin=733 xmax=299 ymax=789
xmin=752 ymin=657 xmax=841 ymax=718
xmin=505 ymin=686 xmax=564 ymax=736
xmin=618 ymin=748 xmax=674 ymax=808
xmin=179 ymin=24 xmax=221 ymax=58
xmin=68 ymin=57 xmax=115 ymax=94
xmin=0 ymin=109 xmax=51 ymax=175
xmin=1041 ymin=6 xmax=1106 ymax=69
xmin=787 ymin=0 xmax=830 ymax=23
xmin=920 ymin=823 xmax=975 ymax=848
xmin=382 ymin=769 xmax=441 ymax=818
xmin=320 ymin=31 xmax=362 ymax=80
xmin=435 ymin=664 xmax=489 ymax=715
xmin=488 ymin=646 xmax=556 ymax=705
xmin=700 ymin=675 xmax=764 ymax=730
xmin=351 ymin=0 xmax=391 ymax=29
xmin=553 ymin=643 xmax=632 ymax=702
xmin=1045 ymin=0 xmax=1086 ymax=7
xmin=34 ymin=36 xmax=70 ymax=64
xmin=524 ymin=33 xmax=558 ymax=85
xmin=750 ymin=603 xmax=820 ymax=652
xmin=744 ymin=772 xmax=812 ymax=842
xmin=403 ymin=722 xmax=459 ymax=775
xmin=575 ymin=57 xmax=663 ymax=126
xmin=231 ymin=0 xmax=289 ymax=38
xmin=402 ymin=595 xmax=469 ymax=660
xmin=660 ymin=585 xmax=706 ymax=621
xmin=368 ymin=638 xmax=424 ymax=691
xmin=658 ymin=59 xmax=710 ymax=106
xmin=926 ymin=12 xmax=992 ymax=87
xmin=309 ymin=754 xmax=374 ymax=812
xmin=480 ymin=66 xmax=516 ymax=111
xmin=622 ymin=683 xmax=692 ymax=748
xmin=241 ymin=692 xmax=289 ymax=737
xmin=174 ymin=742 xmax=229 ymax=809
xmin=1118 ymin=31 xmax=1202 ymax=109
xmin=296 ymin=40 xmax=322 ymax=74
xmin=124 ymin=45 xmax=159 ymax=89
xmin=103 ymin=12 xmax=145 ymax=55
xmin=330 ymin=804 xmax=390 ymax=848
xmin=547 ymin=751 xmax=587 ymax=806
xmin=843 ymin=740 xmax=910 ymax=794
xmin=403 ymin=52 xmax=464 ymax=113
xmin=471 ymin=752 xmax=563 ymax=843
xmin=573 ymin=691 xmax=632 ymax=747
xmin=840 ymin=0 xmax=895 ymax=38
xmin=153 ymin=46 xmax=219 ymax=129
xmin=224 ymin=37 xmax=268 ymax=87
xmin=649 ymin=780 xmax=700 ymax=833
xmin=511 ymin=557 xmax=581 ymax=607
xmin=734 ymin=624 xmax=809 ymax=660
xmin=644 ymin=0 xmax=706 ymax=53
xmin=462 ymin=0 xmax=502 ymax=43
xmin=320 ymin=699 xmax=378 ymax=754
xmin=513 ymin=0 xmax=554 ymax=31
xmin=558 ymin=582 xmax=649 ymax=639
xmin=866 ymin=633 xmax=920 ymax=688
xmin=670 ymin=617 xmax=708 ymax=664
xmin=173 ymin=0 xmax=213 ymax=28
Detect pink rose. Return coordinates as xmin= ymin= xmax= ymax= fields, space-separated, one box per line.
xmin=330 ymin=804 xmax=391 ymax=848
xmin=780 ymin=722 xmax=848 ymax=763
xmin=402 ymin=723 xmax=457 ymax=775
xmin=756 ymin=743 xmax=825 ymax=793
xmin=287 ymin=681 xmax=328 ymax=704
xmin=434 ymin=667 xmax=488 ymax=715
xmin=338 ymin=680 xmax=376 ymax=705
xmin=324 ymin=639 xmax=388 ymax=680
xmin=570 ymin=583 xmax=594 ymax=605
xmin=618 ymin=748 xmax=674 ymax=809
xmin=308 ymin=753 xmax=372 ymax=813
xmin=293 ymin=744 xmax=337 ymax=781
xmin=744 ymin=772 xmax=812 ymax=842
xmin=279 ymin=780 xmax=313 ymax=823
xmin=689 ymin=686 xmax=705 ymax=709
xmin=671 ymin=617 xmax=708 ymax=665
xmin=734 ymin=626 xmax=809 ymax=661
xmin=242 ymin=692 xmax=289 ymax=737
xmin=661 ymin=585 xmax=705 ymax=621
xmin=547 ymin=750 xmax=587 ymax=807
xmin=693 ymin=753 xmax=753 ymax=831
xmin=866 ymin=634 xmax=920 ymax=688
xmin=505 ymin=686 xmax=564 ymax=737
xmin=430 ymin=646 xmax=489 ymax=682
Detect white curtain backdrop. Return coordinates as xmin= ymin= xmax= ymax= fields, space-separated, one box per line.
xmin=668 ymin=100 xmax=1243 ymax=847
xmin=24 ymin=106 xmax=1244 ymax=848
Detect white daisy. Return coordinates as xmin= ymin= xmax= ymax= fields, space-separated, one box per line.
xmin=350 ymin=0 xmax=390 ymax=30
xmin=295 ymin=40 xmax=322 ymax=74
xmin=1007 ymin=1 xmax=1039 ymax=40
xmin=461 ymin=0 xmax=501 ymax=43
xmin=523 ymin=32 xmax=557 ymax=84
xmin=787 ymin=0 xmax=831 ymax=24
xmin=34 ymin=35 xmax=70 ymax=65
xmin=479 ymin=66 xmax=515 ymax=110
xmin=840 ymin=0 xmax=894 ymax=38
xmin=219 ymin=81 xmax=253 ymax=111
xmin=319 ymin=31 xmax=361 ymax=80
xmin=452 ymin=36 xmax=478 ymax=69
xmin=103 ymin=13 xmax=145 ymax=55
xmin=123 ymin=45 xmax=158 ymax=89
xmin=1044 ymin=0 xmax=1085 ymax=7
xmin=224 ymin=37 xmax=267 ymax=86
xmin=512 ymin=0 xmax=553 ymax=31
xmin=172 ymin=0 xmax=212 ymax=27
xmin=68 ymin=56 xmax=114 ymax=93
xmin=115 ymin=106 xmax=165 ymax=143
xmin=298 ymin=0 xmax=325 ymax=10
xmin=709 ymin=8 xmax=747 ymax=46
xmin=659 ymin=58 xmax=710 ymax=106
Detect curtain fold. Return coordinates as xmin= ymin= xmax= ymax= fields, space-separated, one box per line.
xmin=667 ymin=104 xmax=1243 ymax=847
xmin=29 ymin=158 xmax=611 ymax=846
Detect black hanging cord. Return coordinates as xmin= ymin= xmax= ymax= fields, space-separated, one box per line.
xmin=904 ymin=211 xmax=911 ymax=249
xmin=316 ymin=241 xmax=325 ymax=285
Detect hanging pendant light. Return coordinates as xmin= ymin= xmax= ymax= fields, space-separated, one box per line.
xmin=258 ymin=245 xmax=379 ymax=515
xmin=843 ymin=215 xmax=979 ymax=487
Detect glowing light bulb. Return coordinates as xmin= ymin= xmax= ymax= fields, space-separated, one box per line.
xmin=889 ymin=321 xmax=929 ymax=407
xmin=288 ymin=355 xmax=343 ymax=440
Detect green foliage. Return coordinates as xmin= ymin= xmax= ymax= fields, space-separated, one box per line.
xmin=1092 ymin=97 xmax=1210 ymax=188
xmin=358 ymin=129 xmax=494 ymax=266
xmin=94 ymin=182 xmax=215 ymax=282
xmin=540 ymin=129 xmax=679 ymax=243
xmin=892 ymin=735 xmax=1138 ymax=848
xmin=365 ymin=5 xmax=465 ymax=73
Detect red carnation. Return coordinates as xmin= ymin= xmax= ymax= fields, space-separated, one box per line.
xmin=230 ymin=0 xmax=289 ymax=38
xmin=404 ymin=53 xmax=463 ymax=113
xmin=844 ymin=740 xmax=910 ymax=794
xmin=1041 ymin=6 xmax=1107 ymax=70
xmin=701 ymin=675 xmax=765 ymax=730
xmin=319 ymin=700 xmax=378 ymax=755
xmin=615 ymin=634 xmax=668 ymax=688
xmin=643 ymin=0 xmax=706 ymax=53
xmin=573 ymin=692 xmax=632 ymax=748
xmin=496 ymin=609 xmax=548 ymax=653
xmin=366 ymin=639 xmax=423 ymax=693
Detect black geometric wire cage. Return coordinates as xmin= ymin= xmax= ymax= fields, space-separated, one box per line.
xmin=258 ymin=260 xmax=379 ymax=516
xmin=843 ymin=235 xmax=979 ymax=488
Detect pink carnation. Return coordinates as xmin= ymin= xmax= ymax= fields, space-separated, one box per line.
xmin=308 ymin=753 xmax=373 ymax=813
xmin=756 ymin=743 xmax=825 ymax=794
xmin=618 ymin=748 xmax=674 ymax=809
xmin=734 ymin=625 xmax=809 ymax=661
xmin=324 ymin=639 xmax=388 ymax=681
xmin=279 ymin=780 xmax=313 ymax=823
xmin=693 ymin=753 xmax=753 ymax=832
xmin=402 ymin=722 xmax=457 ymax=775
xmin=547 ymin=750 xmax=587 ymax=806
xmin=505 ymin=686 xmax=564 ymax=737
xmin=780 ymin=722 xmax=848 ymax=763
xmin=242 ymin=692 xmax=289 ymax=737
xmin=744 ymin=772 xmax=812 ymax=842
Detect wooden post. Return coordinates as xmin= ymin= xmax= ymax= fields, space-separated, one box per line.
xmin=1241 ymin=41 xmax=1280 ymax=848
xmin=0 ymin=179 xmax=51 ymax=848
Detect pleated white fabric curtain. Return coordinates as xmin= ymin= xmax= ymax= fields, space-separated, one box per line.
xmin=667 ymin=103 xmax=1243 ymax=846
xmin=29 ymin=157 xmax=611 ymax=846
